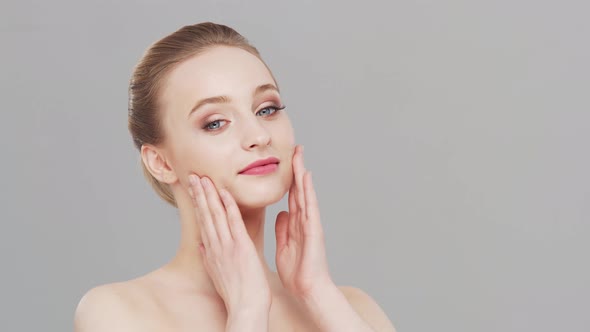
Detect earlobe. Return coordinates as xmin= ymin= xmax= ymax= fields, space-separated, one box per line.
xmin=140 ymin=144 xmax=178 ymax=184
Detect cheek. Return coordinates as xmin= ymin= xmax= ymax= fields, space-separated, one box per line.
xmin=172 ymin=139 xmax=219 ymax=179
xmin=271 ymin=117 xmax=295 ymax=146
xmin=283 ymin=159 xmax=294 ymax=186
xmin=187 ymin=148 xmax=235 ymax=187
xmin=272 ymin=118 xmax=295 ymax=173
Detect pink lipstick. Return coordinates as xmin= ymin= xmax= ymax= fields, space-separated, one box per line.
xmin=239 ymin=157 xmax=280 ymax=175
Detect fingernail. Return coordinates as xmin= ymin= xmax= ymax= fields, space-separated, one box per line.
xmin=201 ymin=177 xmax=209 ymax=188
xmin=189 ymin=174 xmax=198 ymax=185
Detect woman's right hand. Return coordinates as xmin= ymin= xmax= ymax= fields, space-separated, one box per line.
xmin=187 ymin=173 xmax=272 ymax=317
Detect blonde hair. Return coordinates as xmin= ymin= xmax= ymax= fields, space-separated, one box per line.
xmin=127 ymin=22 xmax=276 ymax=207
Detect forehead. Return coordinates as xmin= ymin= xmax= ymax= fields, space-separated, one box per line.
xmin=160 ymin=46 xmax=275 ymax=108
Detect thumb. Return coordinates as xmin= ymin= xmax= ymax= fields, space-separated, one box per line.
xmin=275 ymin=210 xmax=290 ymax=250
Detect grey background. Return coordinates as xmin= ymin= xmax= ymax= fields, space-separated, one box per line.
xmin=1 ymin=0 xmax=588 ymax=331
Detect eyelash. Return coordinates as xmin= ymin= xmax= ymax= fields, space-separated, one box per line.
xmin=202 ymin=104 xmax=286 ymax=131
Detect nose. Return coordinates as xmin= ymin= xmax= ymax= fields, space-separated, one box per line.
xmin=242 ymin=116 xmax=272 ymax=150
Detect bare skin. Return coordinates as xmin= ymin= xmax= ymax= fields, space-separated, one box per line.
xmin=74 ymin=46 xmax=396 ymax=332
xmin=80 ymin=260 xmax=327 ymax=331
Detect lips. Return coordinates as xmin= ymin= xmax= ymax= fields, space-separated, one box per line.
xmin=239 ymin=157 xmax=280 ymax=174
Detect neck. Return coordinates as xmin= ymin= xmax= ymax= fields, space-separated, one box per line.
xmin=160 ymin=185 xmax=275 ymax=294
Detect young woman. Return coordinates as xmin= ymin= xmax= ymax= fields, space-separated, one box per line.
xmin=74 ymin=22 xmax=397 ymax=332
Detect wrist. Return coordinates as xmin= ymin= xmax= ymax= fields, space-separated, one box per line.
xmin=227 ymin=301 xmax=271 ymax=318
xmin=300 ymin=282 xmax=339 ymax=308
xmin=298 ymin=277 xmax=338 ymax=306
xmin=226 ymin=307 xmax=270 ymax=332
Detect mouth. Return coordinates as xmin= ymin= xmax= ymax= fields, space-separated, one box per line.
xmin=239 ymin=157 xmax=280 ymax=175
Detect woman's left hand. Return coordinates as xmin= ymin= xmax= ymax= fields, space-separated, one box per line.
xmin=275 ymin=145 xmax=334 ymax=300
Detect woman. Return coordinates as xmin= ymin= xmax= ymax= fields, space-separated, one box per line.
xmin=74 ymin=22 xmax=397 ymax=332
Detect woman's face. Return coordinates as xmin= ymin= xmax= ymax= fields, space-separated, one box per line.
xmin=158 ymin=46 xmax=295 ymax=209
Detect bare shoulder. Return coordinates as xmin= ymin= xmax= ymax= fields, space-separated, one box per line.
xmin=338 ymin=285 xmax=398 ymax=332
xmin=73 ymin=280 xmax=147 ymax=332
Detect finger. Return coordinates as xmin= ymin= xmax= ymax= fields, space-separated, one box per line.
xmin=188 ymin=175 xmax=208 ymax=250
xmin=218 ymin=188 xmax=248 ymax=241
xmin=189 ymin=174 xmax=215 ymax=251
xmin=287 ymin=175 xmax=299 ymax=237
xmin=294 ymin=145 xmax=306 ymax=212
xmin=275 ymin=210 xmax=290 ymax=250
xmin=303 ymin=171 xmax=321 ymax=228
xmin=200 ymin=177 xmax=232 ymax=245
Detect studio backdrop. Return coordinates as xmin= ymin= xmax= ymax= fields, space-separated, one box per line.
xmin=0 ymin=1 xmax=588 ymax=331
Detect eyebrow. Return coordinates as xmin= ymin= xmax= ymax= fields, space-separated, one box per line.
xmin=187 ymin=83 xmax=280 ymax=118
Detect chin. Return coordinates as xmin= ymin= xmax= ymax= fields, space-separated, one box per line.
xmin=231 ymin=163 xmax=293 ymax=209
xmin=237 ymin=185 xmax=288 ymax=209
xmin=232 ymin=177 xmax=290 ymax=210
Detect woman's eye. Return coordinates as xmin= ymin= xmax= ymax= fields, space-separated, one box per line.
xmin=202 ymin=105 xmax=285 ymax=131
xmin=203 ymin=119 xmax=227 ymax=131
xmin=256 ymin=105 xmax=286 ymax=117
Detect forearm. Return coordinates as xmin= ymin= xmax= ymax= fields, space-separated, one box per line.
xmin=301 ymin=284 xmax=376 ymax=332
xmin=225 ymin=309 xmax=269 ymax=332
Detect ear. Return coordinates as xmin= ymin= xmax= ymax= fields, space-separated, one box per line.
xmin=140 ymin=144 xmax=178 ymax=184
